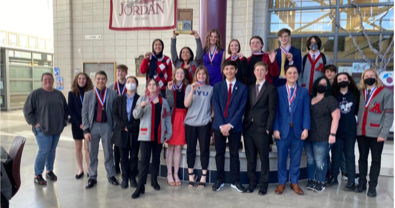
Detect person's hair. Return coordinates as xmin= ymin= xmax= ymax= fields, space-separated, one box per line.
xmin=203 ymin=29 xmax=223 ymax=52
xmin=222 ymin=60 xmax=238 ymax=71
xmin=249 ymin=36 xmax=264 ymax=48
xmin=192 ymin=66 xmax=210 ymax=85
xmin=358 ymin=68 xmax=383 ymax=89
xmin=71 ymin=72 xmax=94 ymax=96
xmin=227 ymin=39 xmax=241 ymax=55
xmin=332 ymin=72 xmax=360 ymax=98
xmin=254 ymin=61 xmax=268 ymax=71
xmin=95 ymin=70 xmax=107 ymax=79
xmin=306 ymin=35 xmax=322 ymax=51
xmin=311 ymin=76 xmax=332 ymax=97
xmin=277 ymin=28 xmax=291 ymax=37
xmin=284 ymin=65 xmax=298 ymax=74
xmin=126 ymin=75 xmax=139 ymax=87
xmin=116 ymin=64 xmax=128 ymax=72
xmin=41 ymin=72 xmax=54 ymax=81
xmin=179 ymin=47 xmax=194 ymax=64
xmin=172 ymin=67 xmax=189 ymax=87
xmin=324 ymin=64 xmax=337 ymax=73
xmin=145 ymin=78 xmax=160 ymax=96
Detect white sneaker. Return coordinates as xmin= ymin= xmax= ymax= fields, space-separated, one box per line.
xmin=342 ymin=175 xmax=348 ymax=181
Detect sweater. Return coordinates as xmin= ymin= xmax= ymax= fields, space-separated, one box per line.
xmin=140 ymin=56 xmax=173 ymax=90
xmin=171 ymin=38 xmax=203 ymax=82
xmin=246 ymin=53 xmax=280 ymax=85
xmin=299 ymin=53 xmax=331 ymax=94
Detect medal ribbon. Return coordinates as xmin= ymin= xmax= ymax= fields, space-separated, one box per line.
xmin=280 ymin=45 xmax=291 ymax=54
xmin=286 ymin=84 xmax=297 ymax=109
xmin=208 ymin=46 xmax=217 ymax=64
xmin=173 ymin=83 xmax=183 ymax=91
xmin=116 ymin=81 xmax=126 ymax=95
xmin=231 ymin=55 xmax=238 ymax=61
xmin=149 ymin=94 xmax=158 ymax=103
xmin=197 ymin=81 xmax=205 ymax=86
xmin=364 ymin=87 xmax=377 ymax=107
xmin=95 ymin=88 xmax=108 ymax=107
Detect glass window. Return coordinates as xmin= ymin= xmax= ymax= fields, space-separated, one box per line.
xmin=34 ymin=67 xmax=53 ymax=80
xmin=341 ymin=0 xmax=393 ymax=4
xmin=269 ymin=9 xmax=335 ymax=35
xmin=9 ymin=80 xmax=32 ymax=93
xmin=269 ymin=0 xmax=336 ymax=9
xmin=33 ymin=53 xmax=53 ymax=66
xmin=9 ymin=66 xmax=32 ymax=79
xmin=0 ymin=49 xmax=4 ymax=64
xmin=8 ymin=50 xmax=32 ymax=65
xmin=339 ymin=6 xmax=394 ymax=33
xmin=33 ymin=80 xmax=42 ymax=90
xmin=337 ymin=35 xmax=394 ymax=60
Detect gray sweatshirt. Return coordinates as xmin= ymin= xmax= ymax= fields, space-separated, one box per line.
xmin=184 ymin=84 xmax=213 ymax=126
xmin=23 ymin=88 xmax=68 ymax=135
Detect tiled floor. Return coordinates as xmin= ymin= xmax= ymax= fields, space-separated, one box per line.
xmin=0 ymin=110 xmax=394 ymax=208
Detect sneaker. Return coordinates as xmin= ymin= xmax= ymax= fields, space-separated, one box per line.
xmin=306 ymin=179 xmax=315 ymax=191
xmin=34 ymin=174 xmax=47 ymax=185
xmin=342 ymin=173 xmax=348 ymax=181
xmin=343 ymin=183 xmax=355 ymax=191
xmin=230 ymin=182 xmax=246 ymax=193
xmin=367 ymin=188 xmax=377 ymax=197
xmin=212 ymin=181 xmax=224 ymax=192
xmin=46 ymin=171 xmax=58 ymax=181
xmin=314 ymin=182 xmax=325 ymax=193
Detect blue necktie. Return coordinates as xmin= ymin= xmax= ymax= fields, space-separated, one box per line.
xmin=289 ymin=87 xmax=295 ymax=112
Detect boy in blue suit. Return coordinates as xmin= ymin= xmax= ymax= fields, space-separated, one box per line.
xmin=273 ymin=65 xmax=310 ymax=195
xmin=212 ymin=60 xmax=247 ymax=193
xmin=273 ymin=29 xmax=302 ymax=87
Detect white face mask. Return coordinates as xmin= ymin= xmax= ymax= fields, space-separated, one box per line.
xmin=126 ymin=83 xmax=136 ymax=91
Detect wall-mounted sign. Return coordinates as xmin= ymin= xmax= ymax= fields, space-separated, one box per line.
xmin=84 ymin=35 xmax=101 ymax=40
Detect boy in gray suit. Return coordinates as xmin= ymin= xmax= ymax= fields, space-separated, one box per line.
xmin=82 ymin=71 xmax=119 ymax=189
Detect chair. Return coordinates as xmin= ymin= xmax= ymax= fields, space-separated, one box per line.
xmin=8 ymin=136 xmax=26 ymax=198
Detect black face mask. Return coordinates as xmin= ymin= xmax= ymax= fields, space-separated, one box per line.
xmin=364 ymin=78 xmax=376 ymax=86
xmin=316 ymin=85 xmax=327 ymax=93
xmin=338 ymin=81 xmax=349 ymax=88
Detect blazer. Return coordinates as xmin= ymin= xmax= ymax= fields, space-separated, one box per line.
xmin=112 ymin=93 xmax=140 ymax=148
xmin=68 ymin=91 xmax=83 ymax=127
xmin=247 ymin=54 xmax=280 ymax=85
xmin=274 ymin=85 xmax=310 ymax=139
xmin=273 ymin=46 xmax=302 ymax=87
xmin=243 ymin=81 xmax=278 ymax=133
xmin=212 ymin=80 xmax=247 ymax=132
xmin=82 ymin=88 xmax=118 ymax=134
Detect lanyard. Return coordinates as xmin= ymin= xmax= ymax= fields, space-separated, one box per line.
xmin=252 ymin=51 xmax=264 ymax=55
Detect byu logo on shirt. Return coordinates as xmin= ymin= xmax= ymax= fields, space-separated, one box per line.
xmin=194 ymin=90 xmax=209 ymax=96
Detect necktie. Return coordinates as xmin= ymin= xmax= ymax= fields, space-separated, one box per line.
xmin=312 ymin=54 xmax=316 ymax=61
xmin=289 ymin=87 xmax=295 ymax=112
xmin=224 ymin=83 xmax=232 ymax=118
xmin=367 ymin=89 xmax=371 ymax=100
xmin=256 ymin=84 xmax=260 ymax=100
xmin=96 ymin=90 xmax=103 ymax=122
xmin=280 ymin=53 xmax=286 ymax=77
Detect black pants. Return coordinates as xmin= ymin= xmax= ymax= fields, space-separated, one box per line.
xmin=243 ymin=125 xmax=270 ymax=186
xmin=119 ymin=136 xmax=140 ymax=181
xmin=331 ymin=135 xmax=356 ymax=182
xmin=114 ymin=146 xmax=120 ymax=172
xmin=185 ymin=123 xmax=211 ymax=170
xmin=214 ymin=130 xmax=241 ymax=184
xmin=357 ymin=135 xmax=384 ymax=189
xmin=137 ymin=141 xmax=162 ymax=185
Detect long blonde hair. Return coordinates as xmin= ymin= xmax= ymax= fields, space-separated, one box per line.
xmin=203 ymin=29 xmax=223 ymax=53
xmin=358 ymin=68 xmax=383 ymax=89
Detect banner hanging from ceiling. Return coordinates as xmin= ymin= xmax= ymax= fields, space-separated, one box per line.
xmin=109 ymin=0 xmax=177 ymax=31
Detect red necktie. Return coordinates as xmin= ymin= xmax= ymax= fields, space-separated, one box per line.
xmin=224 ymin=83 xmax=232 ymax=118
xmin=96 ymin=90 xmax=103 ymax=122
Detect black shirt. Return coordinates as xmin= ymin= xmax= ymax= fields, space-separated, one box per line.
xmin=154 ymin=102 xmax=162 ymax=142
xmin=337 ymin=91 xmax=357 ymax=138
xmin=175 ymin=89 xmax=186 ymax=109
xmin=246 ymin=55 xmax=263 ymax=86
xmin=308 ymin=96 xmax=339 ymax=142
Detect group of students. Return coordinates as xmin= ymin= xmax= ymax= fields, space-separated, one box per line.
xmin=23 ymin=28 xmax=393 ymax=200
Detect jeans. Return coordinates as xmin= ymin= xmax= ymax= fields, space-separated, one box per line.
xmin=304 ymin=140 xmax=331 ymax=183
xmin=331 ymin=135 xmax=356 ymax=182
xmin=34 ymin=127 xmax=60 ymax=176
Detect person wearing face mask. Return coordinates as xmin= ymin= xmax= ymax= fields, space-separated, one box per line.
xmin=299 ymin=36 xmax=331 ymax=94
xmin=112 ymin=76 xmax=141 ymax=189
xmin=202 ymin=29 xmax=226 ymax=86
xmin=304 ymin=77 xmax=340 ymax=193
xmin=354 ymin=69 xmax=393 ymax=197
xmin=68 ymin=72 xmax=94 ymax=179
xmin=327 ymin=73 xmax=360 ymax=191
xmin=171 ymin=30 xmax=203 ymax=84
xmin=226 ymin=39 xmax=247 ymax=83
xmin=165 ymin=68 xmax=189 ymax=187
xmin=140 ymin=39 xmax=173 ymax=98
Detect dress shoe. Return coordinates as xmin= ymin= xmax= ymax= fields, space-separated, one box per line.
xmin=151 ymin=178 xmax=160 ymax=190
xmin=121 ymin=180 xmax=128 ymax=189
xmin=85 ymin=179 xmax=97 ymax=189
xmin=367 ymin=188 xmax=377 ymax=197
xmin=130 ymin=177 xmax=137 ymax=188
xmin=246 ymin=184 xmax=257 ymax=193
xmin=131 ymin=184 xmax=145 ymax=199
xmin=326 ymin=176 xmax=338 ymax=187
xmin=230 ymin=182 xmax=246 ymax=193
xmin=275 ymin=184 xmax=285 ymax=194
xmin=343 ymin=182 xmax=355 ymax=191
xmin=290 ymin=183 xmax=304 ymax=195
xmin=212 ymin=181 xmax=224 ymax=192
xmin=354 ymin=184 xmax=366 ymax=193
xmin=75 ymin=171 xmax=84 ymax=179
xmin=108 ymin=176 xmax=120 ymax=185
xmin=258 ymin=186 xmax=268 ymax=195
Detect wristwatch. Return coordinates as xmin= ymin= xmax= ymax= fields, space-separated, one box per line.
xmin=330 ymin=133 xmax=336 ymax=137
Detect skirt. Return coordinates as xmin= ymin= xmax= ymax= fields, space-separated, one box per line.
xmin=167 ymin=108 xmax=186 ymax=145
xmin=71 ymin=123 xmax=84 ymax=140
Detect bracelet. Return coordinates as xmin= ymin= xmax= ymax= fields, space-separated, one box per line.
xmin=330 ymin=133 xmax=336 ymax=137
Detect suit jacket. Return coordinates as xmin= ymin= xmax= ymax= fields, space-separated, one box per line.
xmin=112 ymin=93 xmax=140 ymax=148
xmin=82 ymin=88 xmax=118 ymax=134
xmin=274 ymin=85 xmax=310 ymax=139
xmin=273 ymin=46 xmax=302 ymax=87
xmin=68 ymin=91 xmax=83 ymax=127
xmin=212 ymin=80 xmax=247 ymax=132
xmin=243 ymin=81 xmax=278 ymax=133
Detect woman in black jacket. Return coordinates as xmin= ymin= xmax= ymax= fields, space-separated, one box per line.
xmin=112 ymin=76 xmax=141 ymax=189
xmin=68 ymin=72 xmax=93 ymax=179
